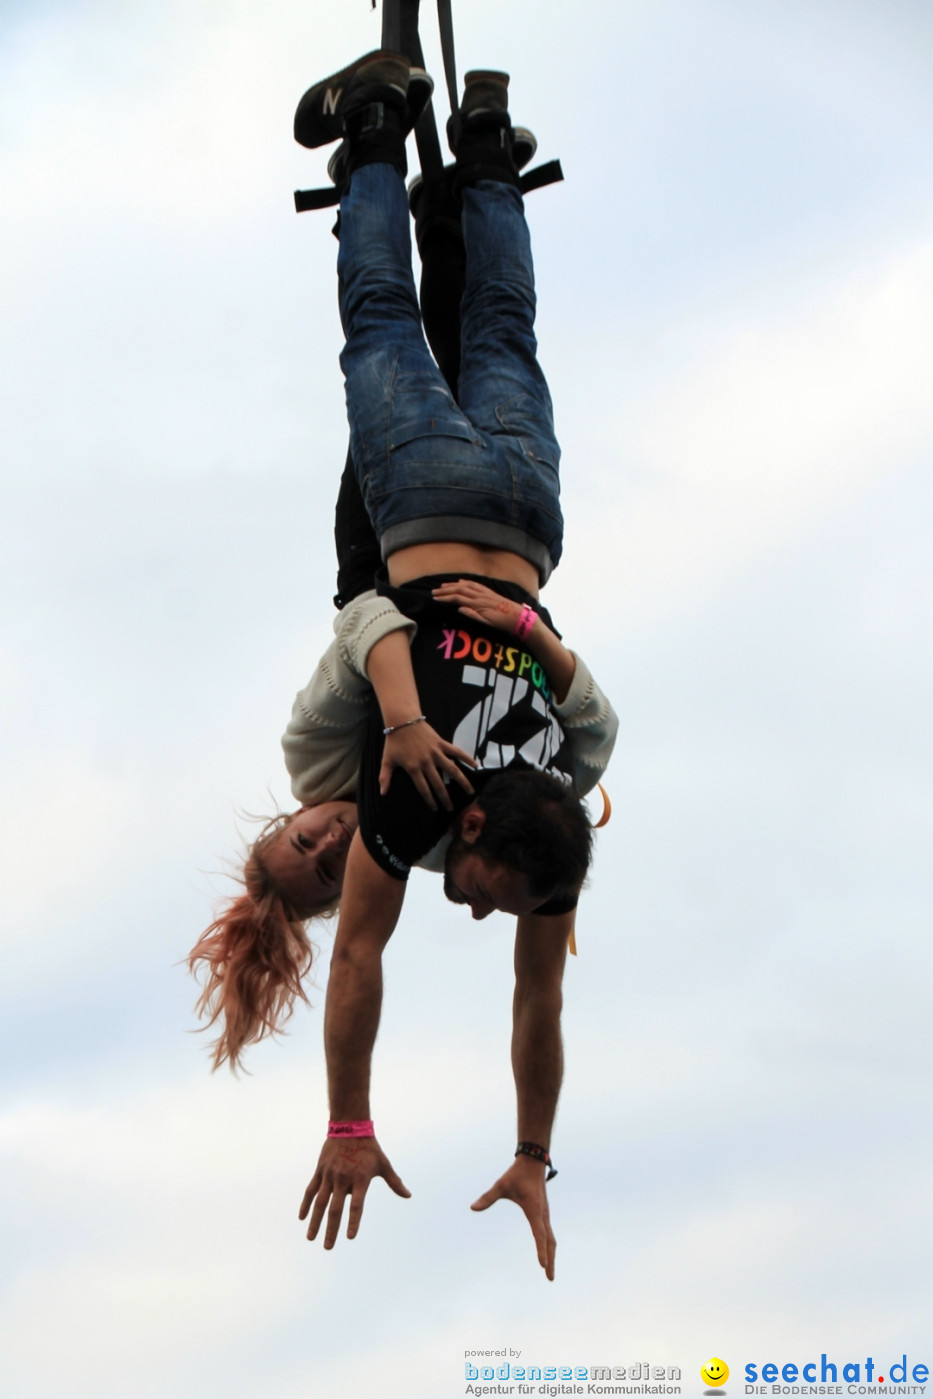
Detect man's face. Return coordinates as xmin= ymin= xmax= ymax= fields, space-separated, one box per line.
xmin=443 ymin=838 xmax=545 ymax=920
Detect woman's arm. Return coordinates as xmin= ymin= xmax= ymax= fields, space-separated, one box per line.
xmin=282 ymin=591 xmax=414 ymax=804
xmin=282 ymin=590 xmax=473 ymax=810
xmin=432 ymin=578 xmax=576 ymax=701
xmin=366 ymin=629 xmax=475 ymax=811
xmin=430 ymin=580 xmax=619 ymax=795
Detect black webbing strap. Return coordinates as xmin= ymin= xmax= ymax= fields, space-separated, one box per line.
xmin=519 ymin=158 xmax=564 ymax=195
xmin=388 ymin=0 xmax=444 ymax=181
xmin=295 ymin=152 xmax=565 ymax=216
xmin=436 ymin=0 xmax=458 ymax=118
xmin=294 ymin=186 xmax=340 ymax=213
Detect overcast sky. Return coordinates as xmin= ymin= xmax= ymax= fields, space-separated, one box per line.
xmin=1 ymin=2 xmax=932 ymax=1397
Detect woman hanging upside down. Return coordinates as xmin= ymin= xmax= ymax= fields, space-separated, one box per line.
xmin=188 ymin=572 xmax=614 ymax=1069
xmin=188 ymin=52 xmax=617 ymax=1089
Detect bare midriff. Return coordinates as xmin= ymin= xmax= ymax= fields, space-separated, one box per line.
xmin=387 ymin=542 xmax=540 ymax=598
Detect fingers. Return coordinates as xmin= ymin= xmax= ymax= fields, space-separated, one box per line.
xmin=433 ymin=579 xmax=494 ymax=602
xmin=306 ymin=1183 xmax=332 ymax=1242
xmin=429 ymin=774 xmax=454 ymax=812
xmin=425 ymin=756 xmax=471 ymax=808
xmin=513 ymin=1179 xmax=556 ymax=1281
xmin=443 ymin=742 xmax=477 ymax=770
xmin=345 ymin=1186 xmax=366 ymax=1241
xmin=379 ymin=1162 xmax=412 ymax=1199
xmin=323 ymin=1185 xmax=349 ymax=1249
xmin=382 ymin=747 xmax=443 ymax=811
xmin=382 ymin=727 xmax=475 ymax=810
xmin=443 ymin=756 xmax=476 ymax=796
xmin=298 ymin=1170 xmax=322 ymax=1220
xmin=527 ymin=1208 xmax=556 ymax=1281
xmin=411 ymin=768 xmax=439 ymax=811
xmin=302 ymin=1140 xmax=409 ymax=1251
xmin=470 ymin=1183 xmax=504 ymax=1212
xmin=432 ymin=581 xmax=518 ymax=630
xmin=384 ymin=747 xmax=473 ymax=810
xmin=469 ymin=1169 xmax=556 ymax=1279
xmin=420 ymin=760 xmax=455 ymax=811
xmin=405 ymin=762 xmax=461 ymax=813
xmin=432 ymin=580 xmax=475 ymax=601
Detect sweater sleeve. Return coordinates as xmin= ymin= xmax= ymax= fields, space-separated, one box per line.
xmin=281 ymin=591 xmax=417 ymax=805
xmin=553 ymin=651 xmax=619 ymax=797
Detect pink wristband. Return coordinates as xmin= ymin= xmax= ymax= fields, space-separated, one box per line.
xmin=327 ymin=1120 xmax=375 ymax=1139
xmin=515 ymin=603 xmax=537 ymax=642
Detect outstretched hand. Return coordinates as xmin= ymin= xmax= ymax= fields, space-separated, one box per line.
xmin=299 ymin=1136 xmax=410 ymax=1248
xmin=379 ymin=719 xmax=475 ymax=811
xmin=471 ymin=1155 xmax=556 ymax=1281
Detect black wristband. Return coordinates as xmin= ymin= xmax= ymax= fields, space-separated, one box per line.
xmin=515 ymin=1140 xmax=557 ymax=1180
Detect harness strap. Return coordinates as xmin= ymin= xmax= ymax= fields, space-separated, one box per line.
xmin=294 ymin=186 xmax=340 ymax=213
xmin=295 ymin=157 xmax=564 ymax=216
xmin=412 ymin=97 xmax=444 ymax=181
xmin=436 ymin=0 xmax=459 ymax=118
xmin=519 ymin=158 xmax=564 ymax=195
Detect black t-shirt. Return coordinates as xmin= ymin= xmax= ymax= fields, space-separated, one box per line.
xmin=358 ymin=574 xmax=578 ymax=912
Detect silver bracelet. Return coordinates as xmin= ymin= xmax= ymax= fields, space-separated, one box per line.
xmin=383 ymin=715 xmax=427 ymax=737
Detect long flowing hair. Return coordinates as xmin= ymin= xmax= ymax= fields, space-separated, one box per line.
xmin=188 ymin=813 xmax=337 ymax=1072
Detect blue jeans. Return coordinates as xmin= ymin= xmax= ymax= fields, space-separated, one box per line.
xmin=337 ymin=162 xmax=563 ymax=581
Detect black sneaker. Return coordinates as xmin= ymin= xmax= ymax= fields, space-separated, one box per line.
xmin=460 ymin=69 xmax=510 ymax=122
xmin=294 ymin=50 xmax=433 ymax=149
xmin=447 ymin=69 xmax=535 ymax=187
xmin=326 ymin=140 xmax=349 ymax=191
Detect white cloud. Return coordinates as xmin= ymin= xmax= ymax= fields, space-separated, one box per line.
xmin=0 ymin=756 xmax=130 ymax=935
xmin=552 ymin=237 xmax=933 ymax=633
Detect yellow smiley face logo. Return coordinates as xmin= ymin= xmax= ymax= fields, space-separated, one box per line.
xmin=701 ymin=1359 xmax=729 ymax=1388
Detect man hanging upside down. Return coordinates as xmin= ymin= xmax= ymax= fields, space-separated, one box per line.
xmin=290 ymin=51 xmax=618 ymax=1280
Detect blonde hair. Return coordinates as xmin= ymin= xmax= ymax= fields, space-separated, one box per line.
xmin=189 ymin=813 xmax=337 ymax=1072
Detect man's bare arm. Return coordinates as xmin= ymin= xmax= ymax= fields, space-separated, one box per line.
xmin=299 ymin=833 xmax=410 ymax=1247
xmin=471 ymin=908 xmax=573 ymax=1281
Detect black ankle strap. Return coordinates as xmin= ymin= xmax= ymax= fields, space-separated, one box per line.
xmin=294 ymin=156 xmax=563 ymax=216
xmin=519 ymin=158 xmax=563 ymax=195
xmin=294 ymin=186 xmax=340 ymax=213
xmin=453 ymin=121 xmax=520 ymax=191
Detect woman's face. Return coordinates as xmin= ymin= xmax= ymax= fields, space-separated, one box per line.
xmin=262 ymin=802 xmax=358 ymax=915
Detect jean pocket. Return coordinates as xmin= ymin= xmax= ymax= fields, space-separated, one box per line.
xmin=389 ymin=376 xmax=479 ymax=452
xmin=494 ymin=393 xmax=560 ymax=468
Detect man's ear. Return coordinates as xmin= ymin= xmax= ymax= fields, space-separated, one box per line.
xmin=458 ymin=804 xmax=486 ymax=845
